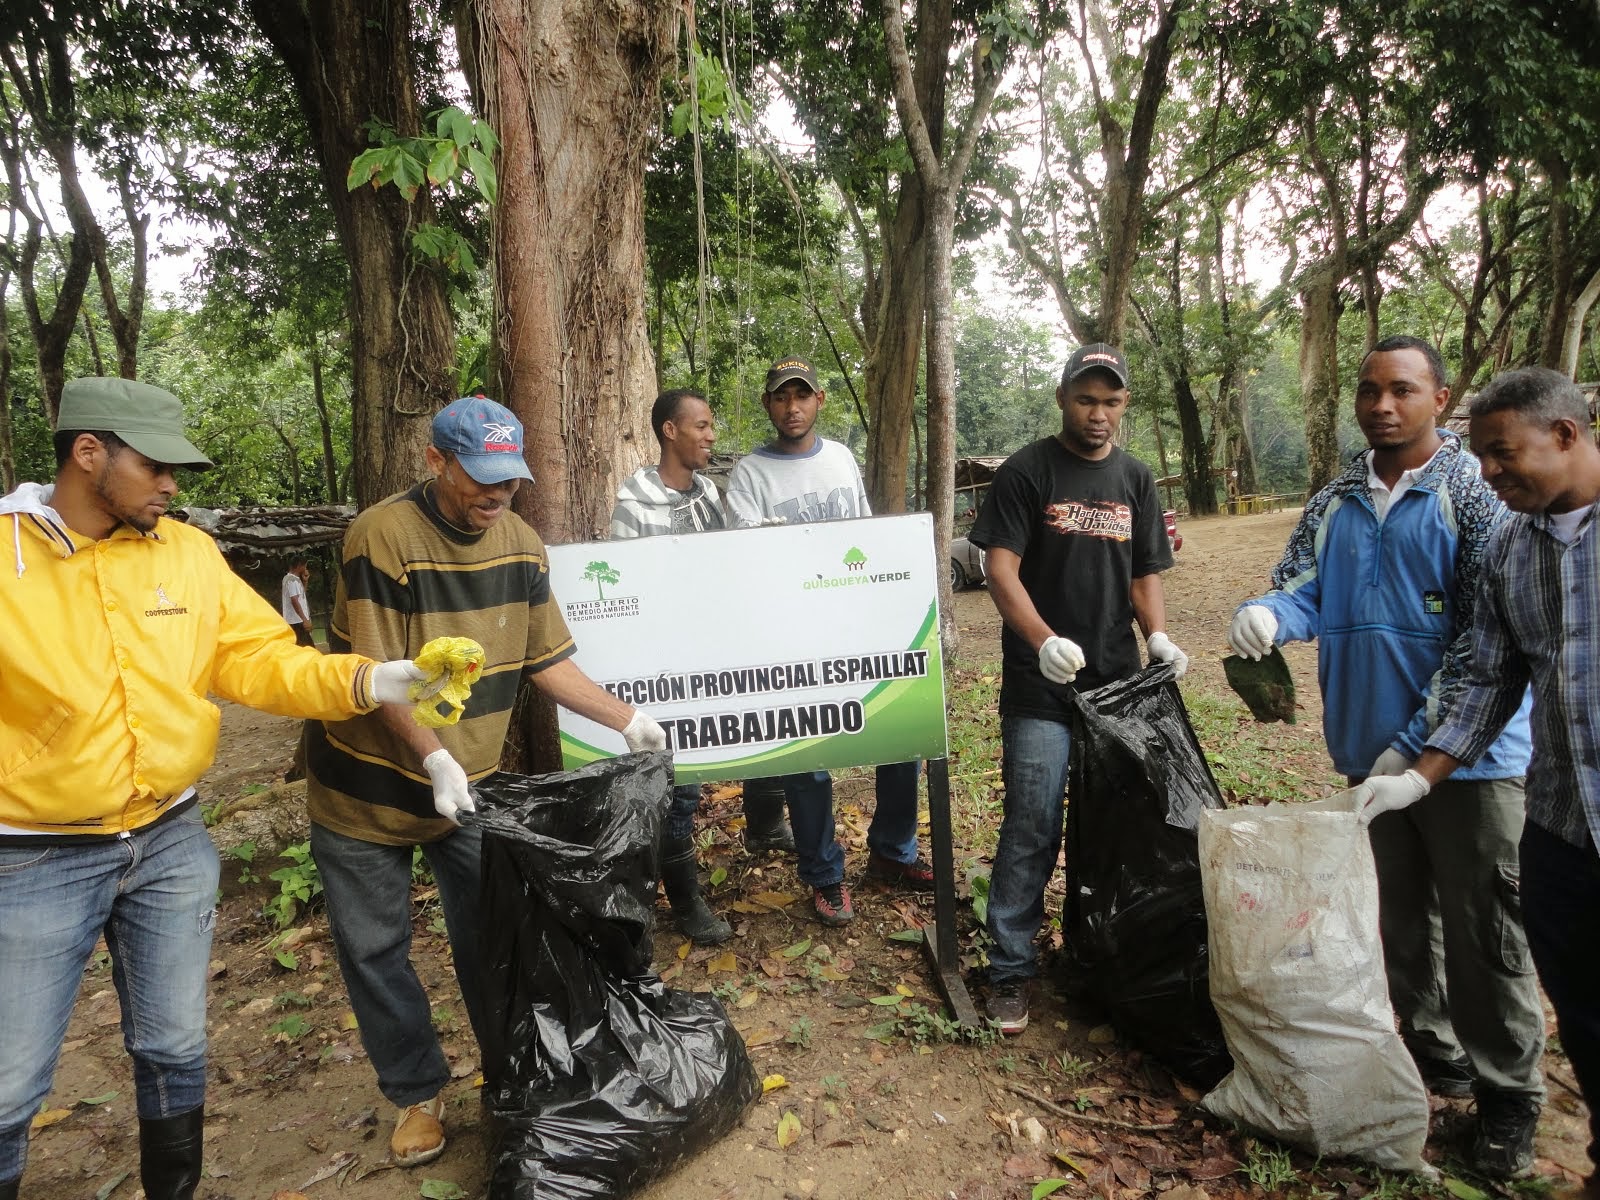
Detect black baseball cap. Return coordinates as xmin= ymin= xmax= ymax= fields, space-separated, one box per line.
xmin=1061 ymin=343 xmax=1130 ymax=388
xmin=764 ymin=357 xmax=820 ymax=393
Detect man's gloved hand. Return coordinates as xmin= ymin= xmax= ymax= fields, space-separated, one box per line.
xmin=370 ymin=659 xmax=426 ymax=706
xmin=422 ymin=748 xmax=475 ymax=825
xmin=622 ymin=710 xmax=668 ymax=752
xmin=1147 ymin=631 xmax=1189 ymax=679
xmin=1356 ymin=769 xmax=1430 ymax=826
xmin=1038 ymin=636 xmax=1086 ymax=685
xmin=1228 ymin=606 xmax=1278 ymax=660
xmin=1368 ymin=746 xmax=1414 ymax=778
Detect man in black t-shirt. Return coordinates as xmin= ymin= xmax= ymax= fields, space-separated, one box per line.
xmin=968 ymin=342 xmax=1186 ymax=1034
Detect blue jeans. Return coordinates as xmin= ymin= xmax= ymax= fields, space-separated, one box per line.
xmin=0 ymin=809 xmax=220 ymax=1182
xmin=780 ymin=761 xmax=921 ymax=888
xmin=667 ymin=784 xmax=701 ymax=841
xmin=311 ymin=821 xmax=489 ymax=1106
xmin=986 ymin=716 xmax=1072 ymax=984
xmin=1521 ymin=819 xmax=1600 ymax=1170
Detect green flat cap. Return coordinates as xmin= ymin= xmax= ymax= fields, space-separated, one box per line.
xmin=57 ymin=377 xmax=213 ymax=471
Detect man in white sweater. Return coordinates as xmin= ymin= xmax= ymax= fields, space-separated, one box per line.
xmin=724 ymin=357 xmax=930 ymax=926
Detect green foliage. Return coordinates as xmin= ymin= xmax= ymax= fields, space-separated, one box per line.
xmin=263 ymin=842 xmax=322 ymax=929
xmin=226 ymin=841 xmax=259 ymax=885
xmin=346 ymin=105 xmax=498 ymax=287
xmin=1240 ymin=1139 xmax=1299 ymax=1191
xmin=864 ymin=997 xmax=998 ymax=1046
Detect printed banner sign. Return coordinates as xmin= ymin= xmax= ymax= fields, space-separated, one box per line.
xmin=547 ymin=514 xmax=949 ymax=782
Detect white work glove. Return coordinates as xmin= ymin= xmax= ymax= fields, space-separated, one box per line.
xmin=1038 ymin=636 xmax=1086 ymax=685
xmin=622 ymin=710 xmax=668 ymax=752
xmin=1228 ymin=605 xmax=1278 ymax=660
xmin=1355 ymin=769 xmax=1430 ymax=826
xmin=1147 ymin=631 xmax=1189 ymax=679
xmin=1368 ymin=746 xmax=1414 ymax=778
xmin=422 ymin=748 xmax=475 ymax=824
xmin=369 ymin=659 xmax=426 ymax=706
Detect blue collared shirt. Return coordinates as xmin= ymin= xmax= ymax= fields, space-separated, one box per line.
xmin=1428 ymin=506 xmax=1600 ymax=847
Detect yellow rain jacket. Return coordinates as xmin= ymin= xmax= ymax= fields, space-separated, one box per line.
xmin=1 ymin=483 xmax=381 ymax=836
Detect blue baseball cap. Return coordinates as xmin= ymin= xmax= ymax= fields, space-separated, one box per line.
xmin=431 ymin=396 xmax=535 ymax=485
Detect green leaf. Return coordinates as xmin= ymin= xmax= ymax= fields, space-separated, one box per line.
xmin=419 ymin=1181 xmax=468 ymax=1200
xmin=275 ymin=948 xmax=299 ymax=970
xmin=862 ymin=1019 xmax=899 ymax=1040
xmin=887 ymin=929 xmax=924 ymax=943
xmin=671 ymin=101 xmax=693 ymax=138
xmin=78 ymin=1090 xmax=120 ymax=1106
xmin=95 ymin=1169 xmax=131 ymax=1200
xmin=345 ymin=148 xmax=386 ymax=191
xmin=441 ymin=106 xmax=473 ymax=150
xmin=426 ymin=142 xmax=459 ymax=187
xmin=390 ymin=153 xmax=426 ymax=202
xmin=1032 ymin=1182 xmax=1071 ymax=1200
xmin=709 ymin=867 xmax=728 ymax=886
xmin=466 ymin=146 xmax=497 ymax=206
xmin=476 ymin=122 xmax=500 ymax=157
xmin=868 ymin=994 xmax=903 ymax=1006
xmin=779 ymin=939 xmax=813 ymax=959
xmin=1442 ymin=1178 xmax=1491 ymax=1200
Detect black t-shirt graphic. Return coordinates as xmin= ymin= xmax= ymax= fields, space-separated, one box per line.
xmin=969 ymin=438 xmax=1172 ymax=722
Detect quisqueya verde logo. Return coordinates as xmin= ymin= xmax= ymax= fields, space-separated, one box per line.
xmin=804 ymin=546 xmax=910 ymax=591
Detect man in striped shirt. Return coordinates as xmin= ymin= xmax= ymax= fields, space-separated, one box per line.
xmin=1359 ymin=367 xmax=1600 ymax=1189
xmin=306 ymin=396 xmax=667 ymax=1170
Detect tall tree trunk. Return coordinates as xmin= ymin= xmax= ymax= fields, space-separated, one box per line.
xmin=91 ymin=155 xmax=149 ymax=379
xmin=1560 ymin=261 xmax=1600 ymax=380
xmin=463 ymin=0 xmax=673 ymax=545
xmin=249 ymin=0 xmax=457 ymax=507
xmin=1219 ymin=366 xmax=1257 ymax=497
xmin=1539 ymin=158 xmax=1574 ymax=369
xmin=863 ymin=192 xmax=926 ymax=513
xmin=1299 ymin=275 xmax=1343 ymax=493
xmin=863 ymin=0 xmax=950 ymax=514
xmin=882 ymin=0 xmax=1003 ymax=658
xmin=310 ymin=338 xmax=341 ymax=501
xmin=1173 ymin=370 xmax=1214 ymax=515
xmin=922 ymin=198 xmax=958 ymax=651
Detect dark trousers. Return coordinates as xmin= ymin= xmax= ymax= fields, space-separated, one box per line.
xmin=1520 ymin=818 xmax=1600 ymax=1173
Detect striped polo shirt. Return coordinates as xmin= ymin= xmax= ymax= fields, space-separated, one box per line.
xmin=307 ymin=482 xmax=575 ymax=844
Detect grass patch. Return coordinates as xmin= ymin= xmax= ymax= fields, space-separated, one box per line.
xmin=946 ymin=664 xmax=1004 ymax=852
xmin=1182 ymin=690 xmax=1342 ymax=805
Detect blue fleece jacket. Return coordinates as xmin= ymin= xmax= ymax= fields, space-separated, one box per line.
xmin=1243 ymin=432 xmax=1532 ymax=779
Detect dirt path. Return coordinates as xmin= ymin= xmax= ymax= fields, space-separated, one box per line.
xmin=27 ymin=510 xmax=1590 ymax=1200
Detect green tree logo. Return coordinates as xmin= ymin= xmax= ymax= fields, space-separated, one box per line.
xmin=582 ymin=560 xmax=621 ymax=599
xmin=843 ymin=547 xmax=868 ymax=572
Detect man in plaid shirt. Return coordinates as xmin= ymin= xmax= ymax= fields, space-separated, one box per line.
xmin=1360 ymin=366 xmax=1600 ymax=1193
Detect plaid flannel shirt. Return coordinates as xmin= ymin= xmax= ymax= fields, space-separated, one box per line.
xmin=1428 ymin=507 xmax=1600 ymax=847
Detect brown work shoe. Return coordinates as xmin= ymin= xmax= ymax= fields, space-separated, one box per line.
xmin=391 ymin=1095 xmax=446 ymax=1167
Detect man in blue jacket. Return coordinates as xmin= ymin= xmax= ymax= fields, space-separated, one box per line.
xmin=1228 ymin=335 xmax=1542 ymax=1178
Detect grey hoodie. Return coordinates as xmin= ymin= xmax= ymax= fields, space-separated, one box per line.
xmin=610 ymin=467 xmax=725 ymax=539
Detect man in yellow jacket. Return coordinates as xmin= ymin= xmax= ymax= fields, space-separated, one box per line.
xmin=0 ymin=378 xmax=424 ymax=1200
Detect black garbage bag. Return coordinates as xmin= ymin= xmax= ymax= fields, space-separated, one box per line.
xmin=473 ymin=751 xmax=760 ymax=1200
xmin=1061 ymin=665 xmax=1232 ymax=1087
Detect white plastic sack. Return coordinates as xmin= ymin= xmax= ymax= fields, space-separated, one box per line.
xmin=1198 ymin=792 xmax=1431 ymax=1173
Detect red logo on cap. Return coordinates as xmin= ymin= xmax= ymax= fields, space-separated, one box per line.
xmin=482 ymin=421 xmax=519 ymax=453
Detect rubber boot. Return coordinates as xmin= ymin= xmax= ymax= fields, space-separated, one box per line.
xmin=742 ymin=779 xmax=795 ymax=855
xmin=661 ymin=835 xmax=732 ymax=944
xmin=0 ymin=1175 xmax=18 ymax=1200
xmin=139 ymin=1105 xmax=204 ymax=1200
